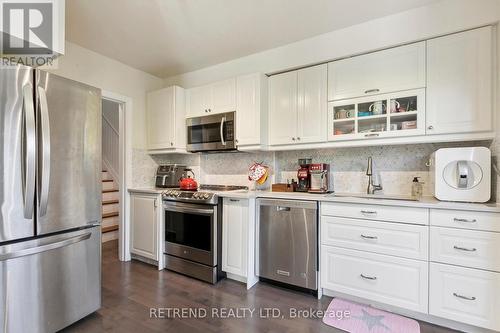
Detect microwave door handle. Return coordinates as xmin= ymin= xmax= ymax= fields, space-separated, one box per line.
xmin=37 ymin=86 xmax=51 ymax=216
xmin=22 ymin=84 xmax=36 ymax=219
xmin=220 ymin=116 xmax=226 ymax=146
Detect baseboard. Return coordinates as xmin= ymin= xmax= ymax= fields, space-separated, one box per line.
xmin=225 ymin=272 xmax=247 ymax=284
xmin=131 ymin=253 xmax=159 ymax=267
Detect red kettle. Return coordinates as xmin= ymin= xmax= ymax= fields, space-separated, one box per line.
xmin=179 ymin=168 xmax=198 ymax=191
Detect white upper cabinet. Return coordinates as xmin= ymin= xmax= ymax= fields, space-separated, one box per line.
xmin=297 ymin=64 xmax=328 ymax=143
xmin=269 ymin=70 xmax=298 ymax=145
xmin=186 ymin=78 xmax=236 ymax=117
xmin=269 ymin=64 xmax=327 ymax=146
xmin=186 ymin=85 xmax=211 ymax=118
xmin=328 ymin=42 xmax=426 ymax=101
xmin=212 ymin=78 xmax=236 ymax=113
xmin=147 ymin=86 xmax=186 ymax=152
xmin=236 ymin=73 xmax=267 ymax=149
xmin=426 ymin=27 xmax=493 ymax=135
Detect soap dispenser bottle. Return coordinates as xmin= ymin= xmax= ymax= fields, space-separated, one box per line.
xmin=411 ymin=177 xmax=423 ymax=199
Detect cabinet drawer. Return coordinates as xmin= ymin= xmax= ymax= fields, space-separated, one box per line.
xmin=430 ymin=227 xmax=500 ymax=272
xmin=429 ymin=263 xmax=500 ymax=331
xmin=321 ymin=246 xmax=428 ymax=313
xmin=321 ymin=217 xmax=428 ymax=260
xmin=430 ymin=209 xmax=500 ymax=232
xmin=321 ymin=202 xmax=428 ymax=225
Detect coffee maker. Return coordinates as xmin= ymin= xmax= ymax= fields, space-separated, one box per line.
xmin=308 ymin=163 xmax=331 ymax=193
xmin=296 ymin=158 xmax=312 ymax=192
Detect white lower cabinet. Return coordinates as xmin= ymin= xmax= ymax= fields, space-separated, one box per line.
xmin=322 ymin=217 xmax=428 ymax=260
xmin=130 ymin=192 xmax=160 ymax=261
xmin=429 ymin=263 xmax=500 ymax=331
xmin=321 ymin=246 xmax=428 ymax=313
xmin=222 ymin=198 xmax=249 ymax=277
xmin=430 ymin=226 xmax=500 ymax=272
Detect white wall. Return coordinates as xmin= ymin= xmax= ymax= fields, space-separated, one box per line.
xmin=49 ymin=41 xmax=164 ymax=149
xmin=164 ymin=0 xmax=500 ymax=88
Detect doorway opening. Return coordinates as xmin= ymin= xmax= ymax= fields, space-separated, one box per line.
xmin=101 ymin=98 xmax=122 ymax=250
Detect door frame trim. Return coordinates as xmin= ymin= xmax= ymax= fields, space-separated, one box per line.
xmin=102 ymin=90 xmax=132 ymax=262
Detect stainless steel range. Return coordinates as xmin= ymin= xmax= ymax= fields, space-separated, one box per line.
xmin=162 ymin=185 xmax=247 ymax=284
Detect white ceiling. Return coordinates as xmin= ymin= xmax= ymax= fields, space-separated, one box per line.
xmin=66 ymin=0 xmax=438 ymax=78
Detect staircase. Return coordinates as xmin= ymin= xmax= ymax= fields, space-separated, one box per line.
xmin=102 ymin=169 xmax=119 ymax=243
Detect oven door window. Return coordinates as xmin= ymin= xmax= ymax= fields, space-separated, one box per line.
xmin=165 ymin=211 xmax=212 ymax=251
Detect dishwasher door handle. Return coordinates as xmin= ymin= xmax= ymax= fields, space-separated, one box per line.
xmin=276 ymin=206 xmax=291 ymax=212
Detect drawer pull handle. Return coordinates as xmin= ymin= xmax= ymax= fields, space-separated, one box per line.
xmin=453 ymin=293 xmax=476 ymax=301
xmin=361 ymin=210 xmax=377 ymax=215
xmin=229 ymin=199 xmax=240 ymax=202
xmin=360 ymin=274 xmax=377 ymax=280
xmin=364 ymin=133 xmax=380 ymax=138
xmin=453 ymin=245 xmax=477 ymax=252
xmin=360 ymin=234 xmax=378 ymax=240
xmin=453 ymin=218 xmax=477 ymax=223
xmin=364 ymin=89 xmax=380 ymax=94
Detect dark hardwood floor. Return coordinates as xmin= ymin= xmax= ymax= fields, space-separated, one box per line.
xmin=62 ymin=240 xmax=458 ymax=333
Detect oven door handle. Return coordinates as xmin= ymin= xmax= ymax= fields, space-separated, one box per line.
xmin=164 ymin=205 xmax=214 ymax=215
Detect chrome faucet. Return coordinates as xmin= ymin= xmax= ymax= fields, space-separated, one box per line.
xmin=366 ymin=157 xmax=383 ymax=194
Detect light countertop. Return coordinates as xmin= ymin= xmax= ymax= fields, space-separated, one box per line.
xmin=128 ymin=187 xmax=500 ymax=213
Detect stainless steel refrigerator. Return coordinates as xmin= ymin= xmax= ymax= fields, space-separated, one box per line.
xmin=0 ymin=65 xmax=101 ymax=332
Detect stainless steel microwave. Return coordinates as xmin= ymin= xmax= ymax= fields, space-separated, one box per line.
xmin=186 ymin=111 xmax=236 ymax=152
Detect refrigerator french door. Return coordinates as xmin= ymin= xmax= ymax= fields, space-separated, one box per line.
xmin=0 ymin=66 xmax=101 ymax=333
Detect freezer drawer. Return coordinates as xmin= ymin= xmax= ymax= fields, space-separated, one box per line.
xmin=0 ymin=226 xmax=101 ymax=333
xmin=258 ymin=199 xmax=317 ymax=290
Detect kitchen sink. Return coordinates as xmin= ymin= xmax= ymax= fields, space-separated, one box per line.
xmin=331 ymin=193 xmax=419 ymax=201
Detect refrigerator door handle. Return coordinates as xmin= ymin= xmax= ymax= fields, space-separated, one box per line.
xmin=37 ymin=86 xmax=51 ymax=216
xmin=0 ymin=231 xmax=91 ymax=261
xmin=22 ymin=83 xmax=36 ymax=219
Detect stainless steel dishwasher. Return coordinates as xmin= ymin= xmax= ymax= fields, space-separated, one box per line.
xmin=257 ymin=199 xmax=318 ymax=290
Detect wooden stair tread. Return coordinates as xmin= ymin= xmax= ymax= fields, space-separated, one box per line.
xmin=102 ymin=189 xmax=119 ymax=193
xmin=103 ymin=199 xmax=119 ymax=205
xmin=103 ymin=212 xmax=119 ymax=218
xmin=102 ymin=225 xmax=119 ymax=233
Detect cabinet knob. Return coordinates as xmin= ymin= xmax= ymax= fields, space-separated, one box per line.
xmin=235 ymin=139 xmax=238 ymax=144
xmin=170 ymin=142 xmax=173 ymax=146
xmin=428 ymin=125 xmax=434 ymax=130
xmin=205 ymin=109 xmax=208 ymax=113
xmin=292 ymin=137 xmax=296 ymax=141
xmin=297 ymin=137 xmax=301 ymax=141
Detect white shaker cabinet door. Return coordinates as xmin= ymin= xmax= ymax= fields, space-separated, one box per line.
xmin=222 ymin=198 xmax=249 ymax=277
xmin=328 ymin=42 xmax=425 ymax=101
xmin=297 ymin=64 xmax=327 ymax=144
xmin=268 ymin=71 xmax=298 ymax=145
xmin=186 ymin=85 xmax=212 ymax=118
xmin=147 ymin=87 xmax=175 ymax=150
xmin=236 ymin=73 xmax=266 ymax=147
xmin=426 ymin=27 xmax=493 ymax=135
xmin=212 ymin=78 xmax=236 ymax=114
xmin=130 ymin=193 xmax=159 ymax=260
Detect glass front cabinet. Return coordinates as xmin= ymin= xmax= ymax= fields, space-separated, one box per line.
xmin=327 ymin=89 xmax=425 ymax=141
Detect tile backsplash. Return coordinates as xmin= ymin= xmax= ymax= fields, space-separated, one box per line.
xmin=132 ymin=140 xmax=498 ymax=201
